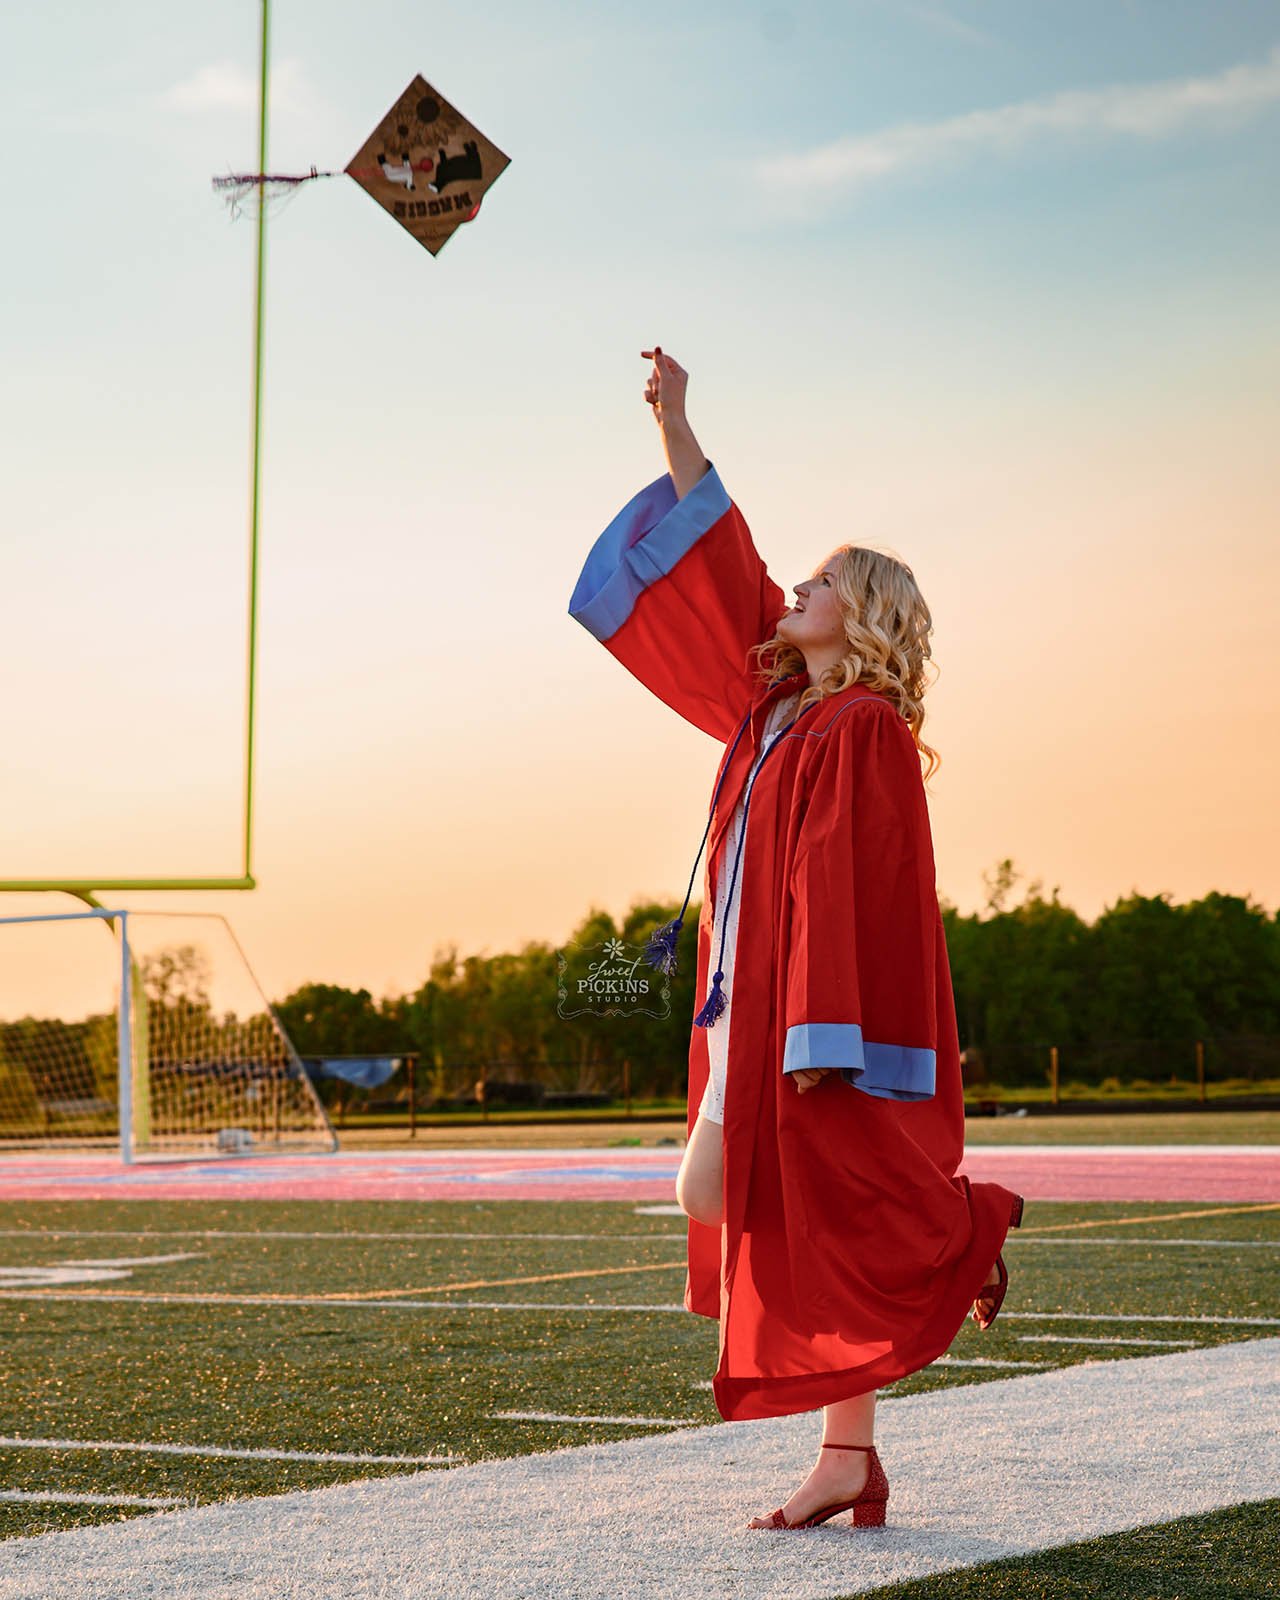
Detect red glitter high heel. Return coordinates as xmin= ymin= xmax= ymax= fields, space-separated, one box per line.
xmin=753 ymin=1443 xmax=889 ymax=1530
xmin=972 ymin=1192 xmax=1025 ymax=1332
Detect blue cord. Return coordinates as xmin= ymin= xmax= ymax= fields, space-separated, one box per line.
xmin=693 ymin=699 xmax=810 ymax=1026
xmin=641 ymin=709 xmax=754 ymax=976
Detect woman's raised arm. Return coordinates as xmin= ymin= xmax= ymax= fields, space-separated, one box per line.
xmin=567 ymin=350 xmax=788 ymax=742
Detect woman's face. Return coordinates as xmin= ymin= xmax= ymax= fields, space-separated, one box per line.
xmin=778 ymin=558 xmax=846 ymax=654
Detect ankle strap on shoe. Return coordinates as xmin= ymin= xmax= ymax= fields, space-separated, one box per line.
xmin=821 ymin=1442 xmax=874 ymax=1451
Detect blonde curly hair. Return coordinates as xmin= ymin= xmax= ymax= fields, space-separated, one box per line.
xmin=750 ymin=544 xmax=941 ymax=783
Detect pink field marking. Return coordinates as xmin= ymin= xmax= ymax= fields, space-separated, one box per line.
xmin=0 ymin=1145 xmax=1276 ymax=1203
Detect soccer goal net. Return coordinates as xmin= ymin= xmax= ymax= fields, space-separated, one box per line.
xmin=0 ymin=909 xmax=335 ymax=1160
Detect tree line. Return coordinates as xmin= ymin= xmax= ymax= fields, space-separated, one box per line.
xmin=271 ymin=863 xmax=1280 ymax=1097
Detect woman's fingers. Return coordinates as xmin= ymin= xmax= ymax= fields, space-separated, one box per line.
xmin=641 ymin=349 xmax=663 ymax=411
xmin=639 ymin=347 xmax=686 ymax=420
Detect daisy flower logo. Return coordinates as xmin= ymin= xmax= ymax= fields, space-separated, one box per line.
xmin=555 ymin=932 xmax=672 ymax=1021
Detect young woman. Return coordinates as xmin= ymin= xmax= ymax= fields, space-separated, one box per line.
xmin=568 ymin=348 xmax=1024 ymax=1532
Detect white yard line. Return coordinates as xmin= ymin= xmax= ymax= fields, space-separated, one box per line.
xmin=999 ymin=1310 xmax=1280 ymax=1325
xmin=42 ymin=1254 xmax=201 ymax=1268
xmin=1008 ymin=1237 xmax=1280 ymax=1248
xmin=0 ymin=1340 xmax=1274 ymax=1600
xmin=1017 ymin=1336 xmax=1199 ymax=1348
xmin=929 ymin=1356 xmax=1053 ymax=1369
xmin=492 ymin=1413 xmax=699 ymax=1427
xmin=0 ymin=1437 xmax=455 ymax=1467
xmin=1 ymin=1288 xmax=1277 ymax=1326
xmin=0 ymin=1491 xmax=190 ymax=1509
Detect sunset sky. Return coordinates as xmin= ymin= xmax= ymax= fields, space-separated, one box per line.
xmin=2 ymin=1 xmax=1277 ymax=1014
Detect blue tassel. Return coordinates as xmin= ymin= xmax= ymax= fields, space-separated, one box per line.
xmin=642 ymin=917 xmax=682 ymax=974
xmin=642 ymin=917 xmax=683 ymax=975
xmin=693 ymin=969 xmax=727 ymax=1028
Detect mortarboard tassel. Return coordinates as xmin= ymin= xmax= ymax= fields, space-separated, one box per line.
xmin=693 ymin=969 xmax=727 ymax=1027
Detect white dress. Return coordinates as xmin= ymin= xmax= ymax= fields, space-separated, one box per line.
xmin=698 ymin=691 xmax=802 ymax=1125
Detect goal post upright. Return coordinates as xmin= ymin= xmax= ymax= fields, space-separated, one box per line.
xmin=0 ymin=4 xmax=334 ymax=1165
xmin=243 ymin=0 xmax=270 ymax=900
xmin=118 ymin=910 xmax=133 ymax=1165
xmin=0 ymin=0 xmax=270 ymax=903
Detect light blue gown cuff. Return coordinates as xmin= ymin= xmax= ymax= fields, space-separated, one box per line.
xmin=567 ymin=463 xmax=731 ymax=642
xmin=783 ymin=1022 xmax=936 ymax=1102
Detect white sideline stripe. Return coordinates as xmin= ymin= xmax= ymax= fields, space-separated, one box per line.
xmin=0 ymin=1340 xmax=1274 ymax=1600
xmin=1 ymin=1288 xmax=1277 ymax=1326
xmin=1017 ymin=1336 xmax=1199 ymax=1348
xmin=492 ymin=1413 xmax=699 ymax=1427
xmin=0 ymin=1437 xmax=456 ymax=1467
xmin=0 ymin=1491 xmax=190 ymax=1509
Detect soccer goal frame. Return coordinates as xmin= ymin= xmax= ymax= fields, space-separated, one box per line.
xmin=0 ymin=907 xmax=336 ymax=1164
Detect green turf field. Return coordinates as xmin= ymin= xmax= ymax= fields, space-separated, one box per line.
xmin=1 ymin=1196 xmax=1277 ymax=1596
xmin=836 ymin=1498 xmax=1280 ymax=1600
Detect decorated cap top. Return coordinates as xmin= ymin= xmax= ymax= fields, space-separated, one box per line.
xmin=345 ymin=74 xmax=511 ymax=257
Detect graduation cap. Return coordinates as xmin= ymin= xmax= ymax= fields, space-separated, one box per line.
xmin=212 ymin=74 xmax=510 ymax=257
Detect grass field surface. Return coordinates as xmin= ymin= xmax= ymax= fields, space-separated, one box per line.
xmin=1 ymin=1189 xmax=1277 ymax=1598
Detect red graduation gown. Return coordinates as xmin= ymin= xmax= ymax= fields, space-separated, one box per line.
xmin=569 ymin=464 xmax=1021 ymax=1421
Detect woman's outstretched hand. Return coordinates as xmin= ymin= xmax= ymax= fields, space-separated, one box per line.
xmin=641 ymin=346 xmax=706 ymax=500
xmin=791 ymin=1068 xmax=835 ymax=1096
xmin=641 ymin=346 xmax=688 ymax=429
